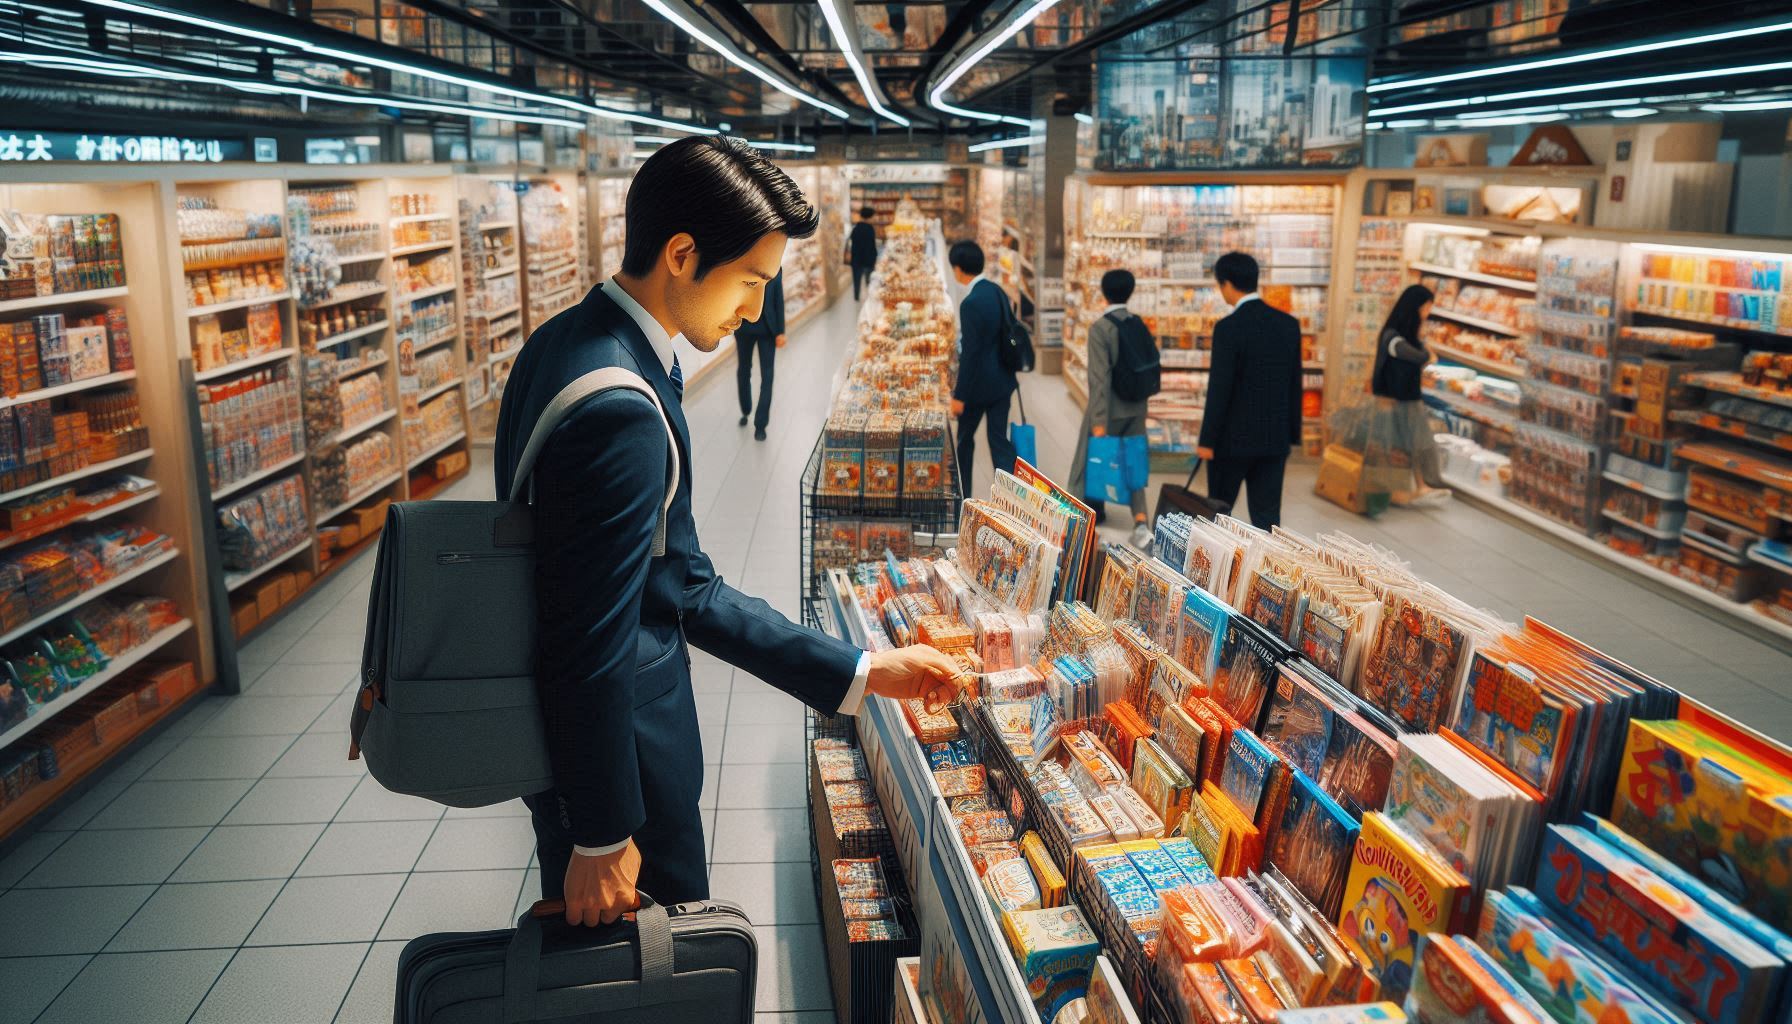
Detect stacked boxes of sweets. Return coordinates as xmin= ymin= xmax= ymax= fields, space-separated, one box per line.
xmin=0 ymin=211 xmax=126 ymax=300
xmin=215 ymin=474 xmax=309 ymax=573
xmin=192 ymin=303 xmax=282 ymax=373
xmin=198 ymin=368 xmax=304 ymax=492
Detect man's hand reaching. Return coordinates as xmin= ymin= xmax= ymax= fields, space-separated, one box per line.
xmin=867 ymin=644 xmax=974 ymax=710
xmin=563 ymin=837 xmax=641 ymax=926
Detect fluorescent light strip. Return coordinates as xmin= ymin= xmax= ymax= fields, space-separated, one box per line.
xmin=639 ymin=0 xmax=848 ymax=119
xmin=1434 ymin=112 xmax=1569 ymax=128
xmin=1074 ymin=112 xmax=1094 ymax=125
xmin=1609 ymin=107 xmax=1658 ymax=118
xmin=70 ymin=0 xmax=716 ymax=133
xmin=1703 ymin=99 xmax=1792 ymax=110
xmin=1369 ymin=60 xmax=1792 ymax=117
xmin=816 ymin=0 xmax=908 ymax=126
xmin=0 ymin=50 xmax=586 ymax=127
xmin=967 ymin=135 xmax=1038 ymax=152
xmin=928 ymin=0 xmax=1059 ymax=124
xmin=742 ymin=140 xmax=817 ymax=152
xmin=1369 ymin=18 xmax=1792 ymax=94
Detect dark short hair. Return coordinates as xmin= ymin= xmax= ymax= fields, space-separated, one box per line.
xmin=1100 ymin=269 xmax=1135 ymax=303
xmin=860 ymin=205 xmax=876 ymax=219
xmin=623 ymin=136 xmax=818 ymax=278
xmin=949 ymin=240 xmax=985 ymax=276
xmin=1213 ymin=251 xmax=1258 ymax=293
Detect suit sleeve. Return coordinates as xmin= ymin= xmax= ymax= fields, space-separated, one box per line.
xmin=1199 ymin=318 xmax=1238 ymax=452
xmin=1086 ymin=317 xmax=1113 ymax=428
xmin=530 ymin=391 xmax=666 ymax=849
xmin=1288 ymin=321 xmax=1304 ymax=446
xmin=954 ymin=290 xmax=997 ymax=402
xmin=682 ymin=542 xmax=862 ymax=714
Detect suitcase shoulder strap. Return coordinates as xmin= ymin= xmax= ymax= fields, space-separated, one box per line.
xmin=509 ymin=366 xmax=679 ymax=556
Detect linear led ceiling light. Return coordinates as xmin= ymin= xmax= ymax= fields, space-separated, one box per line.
xmin=640 ymin=0 xmax=849 ymax=119
xmin=1074 ymin=112 xmax=1094 ymax=125
xmin=928 ymin=0 xmax=1058 ymax=127
xmin=0 ymin=49 xmax=587 ymax=127
xmin=742 ymin=140 xmax=818 ymax=152
xmin=69 ymin=0 xmax=717 ymax=134
xmin=1369 ymin=18 xmax=1792 ymax=94
xmin=967 ymin=135 xmax=1038 ymax=152
xmin=1369 ymin=59 xmax=1792 ymax=118
xmin=816 ymin=0 xmax=908 ymax=126
xmin=1702 ymin=98 xmax=1792 ymax=110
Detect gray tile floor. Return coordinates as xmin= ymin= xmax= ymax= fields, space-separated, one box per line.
xmin=4 ymin=288 xmax=1790 ymax=1024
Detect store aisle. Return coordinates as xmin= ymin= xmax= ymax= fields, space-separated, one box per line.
xmin=6 ymin=288 xmax=1792 ymax=1024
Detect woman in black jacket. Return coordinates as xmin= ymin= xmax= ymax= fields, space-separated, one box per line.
xmin=1370 ymin=284 xmax=1451 ymax=507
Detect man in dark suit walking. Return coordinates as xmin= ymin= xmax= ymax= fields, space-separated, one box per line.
xmin=735 ymin=269 xmax=784 ymax=440
xmin=949 ymin=240 xmax=1019 ymax=483
xmin=848 ymin=205 xmax=878 ymax=301
xmin=495 ymin=137 xmax=964 ymax=928
xmin=1196 ymin=251 xmax=1303 ymax=529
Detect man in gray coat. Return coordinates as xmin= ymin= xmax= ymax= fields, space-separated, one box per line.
xmin=1069 ymin=269 xmax=1153 ymax=548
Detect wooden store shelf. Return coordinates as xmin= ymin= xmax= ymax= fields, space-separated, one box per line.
xmin=210 ymin=451 xmax=302 ymax=501
xmin=408 ymin=464 xmax=470 ymax=504
xmin=0 ymin=620 xmax=193 ymax=756
xmin=488 ymin=343 xmax=524 ymax=367
xmin=399 ymin=283 xmax=456 ymax=304
xmin=478 ymin=220 xmax=517 ymax=232
xmin=318 ymin=469 xmax=402 ymax=523
xmin=392 ymin=212 xmax=453 ymax=225
xmin=224 ymin=539 xmax=312 ymax=592
xmin=337 ymin=355 xmax=390 ymax=381
xmin=1430 ymin=308 xmax=1525 ymax=337
xmin=300 ymin=283 xmax=386 ymax=311
xmin=0 ymin=285 xmax=129 ymax=314
xmin=3 ymin=449 xmax=156 ymax=505
xmin=413 ymin=332 xmax=458 ymax=356
xmin=188 ymin=291 xmax=293 ymax=317
xmin=0 ymin=547 xmax=181 ymax=648
xmin=1066 ymin=374 xmax=1088 ymax=410
xmin=0 ymin=487 xmax=159 ymax=554
xmin=315 ymin=320 xmax=391 ymax=348
xmin=484 ymin=265 xmax=518 ymax=280
xmin=474 ymin=303 xmax=520 ymax=320
xmin=408 ymin=431 xmax=467 ymax=470
xmin=327 ymin=408 xmax=396 ymax=448
xmin=193 ymin=349 xmax=293 ymax=383
xmin=0 ymin=370 xmax=137 ymax=409
xmin=1601 ymin=470 xmax=1684 ymax=501
xmin=336 ymin=251 xmax=386 ymax=266
xmin=391 ymin=240 xmax=454 ymax=257
xmin=1409 ymin=262 xmax=1538 ymax=292
xmin=411 ymin=379 xmax=460 ymax=405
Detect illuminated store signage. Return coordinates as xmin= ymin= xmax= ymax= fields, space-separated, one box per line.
xmin=0 ymin=131 xmax=247 ymax=163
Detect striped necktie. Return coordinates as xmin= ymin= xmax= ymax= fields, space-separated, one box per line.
xmin=669 ymin=355 xmax=684 ymax=394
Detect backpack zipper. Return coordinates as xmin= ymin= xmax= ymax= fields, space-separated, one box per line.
xmin=436 ymin=551 xmax=526 ymax=564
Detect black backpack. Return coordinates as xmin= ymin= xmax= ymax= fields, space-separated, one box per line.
xmin=1107 ymin=310 xmax=1160 ymax=401
xmin=997 ymin=291 xmax=1035 ymax=374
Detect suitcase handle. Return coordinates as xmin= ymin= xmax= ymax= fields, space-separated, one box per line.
xmin=505 ymin=892 xmax=676 ymax=1021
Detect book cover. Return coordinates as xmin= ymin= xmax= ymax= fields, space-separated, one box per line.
xmin=1300 ymin=601 xmax=1352 ymax=684
xmin=1339 ymin=812 xmax=1471 ymax=1004
xmin=1132 ymin=559 xmax=1187 ymax=651
xmin=1176 ymin=583 xmax=1231 ymax=685
xmin=1267 ymin=769 xmax=1359 ymax=920
xmin=1405 ymin=933 xmax=1543 ymax=1024
xmin=1455 ymin=939 xmax=1555 ymax=1024
xmin=1360 ymin=595 xmax=1471 ymax=733
xmin=1384 ymin=736 xmax=1488 ymax=883
xmin=1320 ymin=705 xmax=1398 ymax=821
xmin=1245 ymin=566 xmax=1300 ymax=644
xmin=1477 ymin=889 xmax=1684 ymax=1024
xmin=1533 ymin=824 xmax=1782 ymax=1024
xmin=1261 ymin=664 xmax=1335 ymax=780
xmin=1450 ymin=650 xmax=1575 ymax=798
xmin=1220 ymin=729 xmax=1278 ymax=822
xmin=1213 ymin=616 xmax=1284 ymax=733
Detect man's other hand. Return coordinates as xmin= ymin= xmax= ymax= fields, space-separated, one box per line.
xmin=564 ymin=838 xmax=641 ymax=926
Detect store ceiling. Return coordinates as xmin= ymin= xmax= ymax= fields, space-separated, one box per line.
xmin=0 ymin=0 xmax=1790 ymax=141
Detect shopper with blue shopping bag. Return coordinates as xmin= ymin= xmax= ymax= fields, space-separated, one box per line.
xmin=1068 ymin=269 xmax=1160 ymax=548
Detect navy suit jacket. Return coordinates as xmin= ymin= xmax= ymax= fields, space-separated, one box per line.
xmin=494 ymin=287 xmax=861 ymax=848
xmin=1197 ymin=298 xmax=1304 ymax=458
xmin=736 ymin=271 xmax=784 ymax=341
xmin=954 ymin=278 xmax=1017 ymax=407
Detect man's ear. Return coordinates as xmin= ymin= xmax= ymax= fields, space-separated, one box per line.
xmin=663 ymin=233 xmax=699 ymax=278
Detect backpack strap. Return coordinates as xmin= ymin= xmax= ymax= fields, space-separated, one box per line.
xmin=509 ymin=367 xmax=679 ymax=557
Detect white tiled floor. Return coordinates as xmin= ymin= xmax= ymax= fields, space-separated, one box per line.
xmin=3 ymin=288 xmax=1791 ymax=1024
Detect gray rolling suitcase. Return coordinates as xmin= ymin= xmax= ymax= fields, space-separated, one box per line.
xmin=394 ymin=895 xmax=756 ymax=1023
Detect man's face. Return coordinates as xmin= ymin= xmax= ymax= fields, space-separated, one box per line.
xmin=665 ymin=231 xmax=788 ymax=350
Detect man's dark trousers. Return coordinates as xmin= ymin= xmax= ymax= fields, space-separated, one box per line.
xmin=957 ymin=395 xmax=1016 ymax=483
xmin=736 ymin=328 xmax=776 ymax=430
xmin=1207 ymin=454 xmax=1288 ymax=529
xmin=853 ymin=264 xmax=873 ymax=300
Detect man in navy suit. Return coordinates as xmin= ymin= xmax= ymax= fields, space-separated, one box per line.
xmin=735 ymin=268 xmax=783 ymax=441
xmin=496 ymin=137 xmax=965 ymax=928
xmin=948 ymin=240 xmax=1018 ymax=482
xmin=1196 ymin=251 xmax=1304 ymax=529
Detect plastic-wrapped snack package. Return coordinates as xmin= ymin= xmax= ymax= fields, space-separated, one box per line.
xmin=824 ymin=781 xmax=877 ymax=809
xmin=1108 ymin=785 xmax=1167 ymax=840
xmin=1046 ymin=656 xmax=1098 ymax=724
xmin=1089 ymin=791 xmax=1140 ymax=842
xmin=847 ymin=918 xmax=907 ymax=943
xmin=1084 ymin=638 xmax=1134 ymax=712
xmin=969 ymin=841 xmax=1024 ymax=877
xmin=926 ymin=739 xmax=973 ymax=769
xmin=1013 ymin=613 xmax=1046 ymax=667
xmin=1220 ymin=956 xmax=1291 ymax=1022
xmin=956 ymin=499 xmax=1059 ymax=613
xmin=915 ymin=613 xmax=975 ymax=654
xmin=902 ymin=698 xmax=959 ymax=743
xmin=983 ymin=856 xmax=1044 ymax=916
xmin=1159 ymin=887 xmax=1231 ymax=968
xmin=841 ymin=897 xmax=898 ymax=920
xmin=932 ymin=764 xmax=986 ymax=799
xmin=1056 ymin=797 xmax=1112 ymax=849
xmin=833 ymin=858 xmax=888 ymax=899
xmin=951 ymin=793 xmax=993 ymax=817
xmin=1003 ymin=906 xmax=1101 ymax=1023
xmin=831 ymin=804 xmax=887 ymax=842
xmin=1021 ymin=831 xmax=1068 ymax=907
xmin=1179 ymin=962 xmax=1249 ymax=1024
xmin=958 ymin=809 xmax=1016 ymax=847
xmin=1131 ymin=738 xmax=1195 ymax=829
xmin=1159 ymin=837 xmax=1219 ymax=887
xmin=1109 ymin=620 xmax=1164 ymax=710
xmin=975 ymin=612 xmax=1016 ymax=672
xmin=816 ymin=749 xmax=867 ymax=783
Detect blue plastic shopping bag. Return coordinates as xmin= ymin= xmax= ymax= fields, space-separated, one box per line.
xmin=1086 ymin=435 xmax=1128 ymax=504
xmin=1011 ymin=421 xmax=1037 ymax=469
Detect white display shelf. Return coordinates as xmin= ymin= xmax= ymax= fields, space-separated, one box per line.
xmin=1430 ymin=307 xmax=1525 ymax=337
xmin=225 ymin=539 xmax=312 ymax=592
xmin=0 ymin=619 xmax=193 ymax=754
xmin=300 ymin=283 xmax=386 ymax=311
xmin=0 ymin=370 xmax=137 ymax=409
xmin=0 ymin=487 xmax=159 ymax=555
xmin=328 ymin=409 xmax=396 ymax=447
xmin=1422 ymin=387 xmax=1520 ymax=432
xmin=1410 ymin=262 xmax=1538 ymax=292
xmin=391 ymin=240 xmax=454 ymax=257
xmin=3 ymin=449 xmax=156 ymax=505
xmin=337 ymin=355 xmax=389 ymax=381
xmin=477 ymin=220 xmax=517 ymax=232
xmin=413 ymin=332 xmax=458 ymax=356
xmin=193 ymin=350 xmax=294 ymax=383
xmin=467 ymin=392 xmax=491 ymax=411
xmin=1443 ymin=467 xmax=1792 ymax=648
xmin=0 ymin=285 xmax=130 ymax=314
xmin=399 ymin=283 xmax=456 ymax=304
xmin=315 ymin=320 xmax=391 ymax=348
xmin=484 ymin=265 xmax=518 ymax=280
xmin=211 ymin=451 xmax=303 ymax=502
xmin=336 ymin=251 xmax=387 ymax=266
xmin=1686 ymin=372 xmax=1792 ymax=413
xmin=318 ymin=469 xmax=402 ymax=523
xmin=1601 ymin=470 xmax=1684 ymax=502
xmin=392 ymin=212 xmax=453 ymax=225
xmin=0 ymin=547 xmax=181 ymax=648
xmin=1748 ymin=545 xmax=1792 ymax=575
xmin=1428 ymin=343 xmax=1523 ymax=380
xmin=530 ymin=285 xmax=578 ymax=309
xmin=1599 ymin=508 xmax=1680 ymax=540
xmin=410 ymin=379 xmax=460 ymax=405
xmin=408 ymin=431 xmax=467 ymax=470
xmin=488 ymin=343 xmax=524 ymax=367
xmin=473 ymin=304 xmax=520 ymax=320
xmin=188 ymin=291 xmax=293 ymax=317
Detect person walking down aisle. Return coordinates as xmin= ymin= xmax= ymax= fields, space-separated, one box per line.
xmin=1197 ymin=251 xmax=1303 ymax=529
xmin=949 ymin=239 xmax=1019 ymax=481
xmin=849 ymin=205 xmax=878 ymax=301
xmin=495 ymin=136 xmax=967 ymax=928
xmin=1371 ymin=283 xmax=1452 ymax=507
xmin=736 ymin=268 xmax=785 ymax=441
xmin=1068 ymin=269 xmax=1156 ymax=548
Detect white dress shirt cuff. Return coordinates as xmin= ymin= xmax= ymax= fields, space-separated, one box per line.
xmin=572 ymin=838 xmax=631 ymax=858
xmin=836 ymin=651 xmax=873 ymax=717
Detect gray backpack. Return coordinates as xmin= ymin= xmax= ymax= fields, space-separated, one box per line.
xmin=350 ymin=367 xmax=679 ymax=806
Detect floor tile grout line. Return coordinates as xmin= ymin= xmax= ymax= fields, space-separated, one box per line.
xmin=326 ymin=797 xmax=451 ymax=1023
